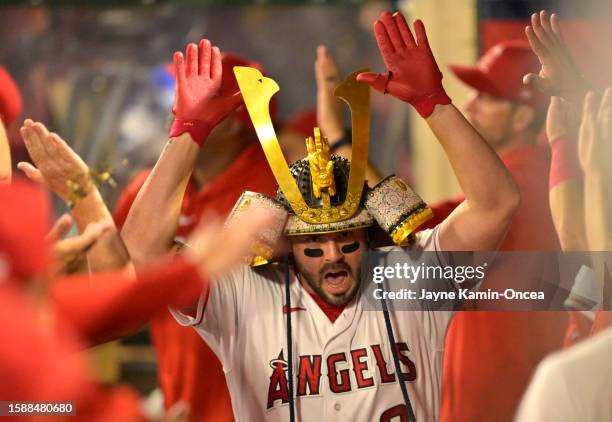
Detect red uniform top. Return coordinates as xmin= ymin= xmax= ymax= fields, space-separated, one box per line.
xmin=564 ymin=311 xmax=594 ymax=347
xmin=437 ymin=144 xmax=568 ymax=422
xmin=114 ymin=143 xmax=276 ymax=421
xmin=51 ymin=258 xmax=205 ymax=347
xmin=0 ymin=284 xmax=146 ymax=422
xmin=0 ymin=180 xmax=146 ymax=421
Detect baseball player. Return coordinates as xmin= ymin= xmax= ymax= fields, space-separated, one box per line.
xmin=0 ymin=65 xmax=22 ymax=184
xmin=127 ymin=11 xmax=518 ymax=422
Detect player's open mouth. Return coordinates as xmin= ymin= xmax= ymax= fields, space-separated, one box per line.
xmin=324 ymin=270 xmax=349 ymax=291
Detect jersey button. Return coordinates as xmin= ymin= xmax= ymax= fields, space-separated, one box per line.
xmin=334 ymin=403 xmax=341 ymax=411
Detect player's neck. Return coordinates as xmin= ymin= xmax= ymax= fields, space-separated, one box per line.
xmin=307 ymin=290 xmax=346 ymax=323
xmin=297 ymin=274 xmax=347 ymax=323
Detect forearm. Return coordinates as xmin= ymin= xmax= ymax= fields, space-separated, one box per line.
xmin=583 ymin=171 xmax=612 ymax=251
xmin=426 ymin=104 xmax=518 ymax=213
xmin=548 ymin=133 xmax=586 ymax=250
xmin=52 ymin=257 xmax=205 ymax=346
xmin=121 ymin=133 xmax=199 ymax=263
xmin=0 ymin=120 xmax=10 ymax=184
xmin=549 ymin=181 xmax=587 ymax=251
xmin=72 ymin=188 xmax=113 ymax=230
xmin=69 ymin=187 xmax=132 ymax=272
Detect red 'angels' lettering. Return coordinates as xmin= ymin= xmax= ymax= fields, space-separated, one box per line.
xmin=266 ymin=343 xmax=417 ymax=410
xmin=380 ymin=404 xmax=408 ymax=422
xmin=297 ymin=355 xmax=322 ymax=396
xmin=267 ymin=351 xmax=290 ymax=409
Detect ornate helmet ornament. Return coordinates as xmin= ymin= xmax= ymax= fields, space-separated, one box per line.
xmin=227 ymin=66 xmax=433 ymax=265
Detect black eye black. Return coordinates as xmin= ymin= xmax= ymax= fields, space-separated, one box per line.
xmin=304 ymin=248 xmax=324 ymax=258
xmin=341 ymin=241 xmax=360 ymax=254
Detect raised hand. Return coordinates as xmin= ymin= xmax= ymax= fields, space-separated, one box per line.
xmin=171 ymin=39 xmax=243 ymax=143
xmin=0 ymin=119 xmax=10 ymax=184
xmin=578 ymin=88 xmax=612 ymax=173
xmin=18 ymin=119 xmax=91 ymax=205
xmin=184 ymin=207 xmax=281 ymax=276
xmin=357 ymin=11 xmax=450 ymax=117
xmin=315 ymin=45 xmax=345 ymax=143
xmin=524 ymin=10 xmax=589 ymax=104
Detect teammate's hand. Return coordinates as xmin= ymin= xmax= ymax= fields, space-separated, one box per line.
xmin=546 ymin=96 xmax=581 ymax=143
xmin=524 ymin=10 xmax=590 ymax=104
xmin=184 ymin=207 xmax=282 ymax=276
xmin=47 ymin=214 xmax=112 ymax=276
xmin=172 ymin=39 xmax=242 ymax=126
xmin=315 ymin=45 xmax=345 ymax=143
xmin=357 ymin=11 xmax=450 ymax=117
xmin=0 ymin=118 xmax=10 ymax=184
xmin=18 ymin=119 xmax=91 ymax=204
xmin=578 ymin=87 xmax=612 ymax=174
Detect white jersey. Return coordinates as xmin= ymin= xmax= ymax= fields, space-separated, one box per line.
xmin=172 ymin=227 xmax=458 ymax=422
xmin=515 ymin=326 xmax=612 ymax=422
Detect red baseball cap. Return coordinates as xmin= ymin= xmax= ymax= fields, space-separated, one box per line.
xmin=449 ymin=40 xmax=546 ymax=109
xmin=0 ymin=66 xmax=23 ymax=127
xmin=165 ymin=52 xmax=278 ymax=127
xmin=0 ymin=180 xmax=51 ymax=283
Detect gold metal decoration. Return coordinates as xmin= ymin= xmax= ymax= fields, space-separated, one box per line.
xmin=249 ymin=241 xmax=274 ymax=267
xmin=66 ymin=174 xmax=92 ymax=208
xmin=391 ymin=208 xmax=434 ymax=246
xmin=65 ymin=159 xmax=128 ymax=208
xmin=306 ymin=128 xmax=336 ymax=208
xmin=234 ymin=66 xmax=370 ymax=224
xmin=91 ymin=163 xmax=118 ymax=189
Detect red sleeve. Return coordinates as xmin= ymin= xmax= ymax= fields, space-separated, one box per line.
xmin=51 ymin=258 xmax=207 ymax=347
xmin=591 ymin=311 xmax=612 ymax=336
xmin=563 ymin=311 xmax=594 ymax=347
xmin=76 ymin=385 xmax=147 ymax=422
xmin=418 ymin=195 xmax=463 ymax=231
xmin=0 ymin=288 xmax=147 ymax=420
xmin=113 ymin=170 xmax=151 ymax=229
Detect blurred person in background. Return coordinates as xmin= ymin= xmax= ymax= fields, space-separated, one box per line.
xmin=280 ymin=45 xmax=383 ymax=186
xmin=516 ymin=88 xmax=612 ymax=422
xmin=522 ymin=10 xmax=612 ymax=339
xmin=114 ymin=47 xmax=277 ymax=420
xmin=437 ymin=14 xmax=570 ymax=422
xmin=0 ymin=180 xmax=158 ymax=421
xmin=314 ymin=44 xmax=383 ymax=185
xmin=0 ymin=65 xmax=23 ymax=184
xmin=0 ymin=177 xmax=274 ymax=421
xmin=521 ymin=11 xmax=604 ymax=345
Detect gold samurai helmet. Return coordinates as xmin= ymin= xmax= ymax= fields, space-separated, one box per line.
xmin=230 ymin=66 xmax=433 ymax=256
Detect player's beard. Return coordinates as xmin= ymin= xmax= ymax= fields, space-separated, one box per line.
xmin=295 ymin=259 xmax=361 ymax=306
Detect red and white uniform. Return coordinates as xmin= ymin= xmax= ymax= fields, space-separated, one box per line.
xmin=173 ymin=226 xmax=460 ymax=422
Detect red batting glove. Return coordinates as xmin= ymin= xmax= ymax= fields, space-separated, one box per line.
xmin=357 ymin=12 xmax=451 ymax=118
xmin=170 ymin=39 xmax=243 ymax=145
